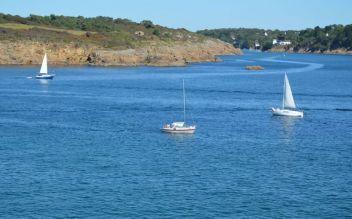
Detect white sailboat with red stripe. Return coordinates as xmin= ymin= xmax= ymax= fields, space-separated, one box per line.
xmin=161 ymin=79 xmax=196 ymax=134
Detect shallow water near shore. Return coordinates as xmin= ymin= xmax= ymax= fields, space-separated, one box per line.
xmin=0 ymin=51 xmax=351 ymax=217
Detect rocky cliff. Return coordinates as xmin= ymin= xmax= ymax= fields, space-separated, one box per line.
xmin=0 ymin=39 xmax=240 ymax=67
xmin=87 ymin=39 xmax=240 ymax=66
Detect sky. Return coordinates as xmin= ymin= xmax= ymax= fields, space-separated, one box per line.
xmin=1 ymin=0 xmax=351 ymax=31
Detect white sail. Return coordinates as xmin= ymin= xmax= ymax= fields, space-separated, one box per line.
xmin=39 ymin=53 xmax=48 ymax=74
xmin=283 ymin=73 xmax=296 ymax=109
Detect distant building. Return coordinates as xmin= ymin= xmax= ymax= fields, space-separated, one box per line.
xmin=273 ymin=39 xmax=291 ymax=46
xmin=264 ymin=32 xmax=268 ymax=36
xmin=254 ymin=41 xmax=261 ymax=49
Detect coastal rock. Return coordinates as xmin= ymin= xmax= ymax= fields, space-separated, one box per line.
xmin=269 ymin=46 xmax=352 ymax=55
xmin=0 ymin=39 xmax=241 ymax=66
xmin=296 ymin=48 xmax=352 ymax=55
xmin=246 ymin=65 xmax=264 ymax=70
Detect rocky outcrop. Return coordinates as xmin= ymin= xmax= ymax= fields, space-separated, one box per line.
xmin=245 ymin=65 xmax=264 ymax=70
xmin=296 ymin=48 xmax=352 ymax=55
xmin=269 ymin=46 xmax=352 ymax=55
xmin=0 ymin=39 xmax=241 ymax=66
xmin=0 ymin=41 xmax=92 ymax=65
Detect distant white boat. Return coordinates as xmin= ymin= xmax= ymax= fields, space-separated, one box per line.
xmin=36 ymin=53 xmax=55 ymax=80
xmin=272 ymin=73 xmax=303 ymax=117
xmin=161 ymin=79 xmax=196 ymax=134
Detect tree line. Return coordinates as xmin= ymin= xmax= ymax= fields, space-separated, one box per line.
xmin=0 ymin=13 xmax=158 ymax=33
xmin=197 ymin=24 xmax=352 ymax=52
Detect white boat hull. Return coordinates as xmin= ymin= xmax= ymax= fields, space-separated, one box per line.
xmin=36 ymin=74 xmax=55 ymax=79
xmin=271 ymin=108 xmax=303 ymax=117
xmin=161 ymin=126 xmax=196 ymax=134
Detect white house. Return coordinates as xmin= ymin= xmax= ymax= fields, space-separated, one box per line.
xmin=273 ymin=39 xmax=291 ymax=46
xmin=279 ymin=41 xmax=291 ymax=45
xmin=254 ymin=41 xmax=260 ymax=49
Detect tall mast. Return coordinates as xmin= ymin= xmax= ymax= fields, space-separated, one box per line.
xmin=183 ymin=79 xmax=186 ymax=123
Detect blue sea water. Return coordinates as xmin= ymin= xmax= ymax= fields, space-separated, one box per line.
xmin=0 ymin=51 xmax=351 ymax=218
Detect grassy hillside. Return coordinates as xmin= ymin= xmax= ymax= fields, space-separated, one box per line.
xmin=0 ymin=13 xmax=207 ymax=49
xmin=0 ymin=13 xmax=239 ymax=66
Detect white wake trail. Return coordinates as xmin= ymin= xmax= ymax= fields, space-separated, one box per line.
xmin=261 ymin=56 xmax=324 ymax=73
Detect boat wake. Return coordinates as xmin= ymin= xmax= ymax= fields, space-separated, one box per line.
xmin=260 ymin=56 xmax=324 ymax=73
xmin=236 ymin=59 xmax=254 ymax=63
xmin=173 ymin=55 xmax=325 ymax=78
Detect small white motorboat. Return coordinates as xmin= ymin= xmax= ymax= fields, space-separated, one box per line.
xmin=36 ymin=53 xmax=55 ymax=80
xmin=161 ymin=79 xmax=196 ymax=134
xmin=272 ymin=73 xmax=303 ymax=117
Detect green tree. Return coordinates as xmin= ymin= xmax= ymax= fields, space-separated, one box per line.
xmin=141 ymin=20 xmax=153 ymax=28
xmin=241 ymin=41 xmax=249 ymax=49
xmin=153 ymin=29 xmax=160 ymax=36
xmin=262 ymin=42 xmax=273 ymax=51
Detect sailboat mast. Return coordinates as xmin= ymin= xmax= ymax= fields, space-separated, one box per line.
xmin=183 ymin=79 xmax=186 ymax=123
xmin=282 ymin=73 xmax=286 ymax=109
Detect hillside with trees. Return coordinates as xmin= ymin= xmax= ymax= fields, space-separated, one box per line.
xmin=197 ymin=24 xmax=352 ymax=54
xmin=0 ymin=13 xmax=240 ymax=66
xmin=0 ymin=13 xmax=206 ymax=49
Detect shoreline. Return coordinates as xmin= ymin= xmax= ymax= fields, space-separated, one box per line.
xmin=0 ymin=55 xmax=237 ymax=68
xmin=268 ymin=48 xmax=352 ymax=56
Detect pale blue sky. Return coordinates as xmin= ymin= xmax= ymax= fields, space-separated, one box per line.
xmin=1 ymin=0 xmax=351 ymax=31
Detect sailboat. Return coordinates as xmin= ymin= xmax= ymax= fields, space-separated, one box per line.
xmin=35 ymin=53 xmax=55 ymax=79
xmin=272 ymin=73 xmax=303 ymax=117
xmin=161 ymin=79 xmax=196 ymax=134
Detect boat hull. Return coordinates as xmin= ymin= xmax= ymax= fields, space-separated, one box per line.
xmin=161 ymin=127 xmax=196 ymax=134
xmin=271 ymin=108 xmax=303 ymax=117
xmin=35 ymin=74 xmax=55 ymax=80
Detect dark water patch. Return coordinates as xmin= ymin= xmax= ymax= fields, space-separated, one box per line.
xmin=335 ymin=108 xmax=352 ymax=112
xmin=296 ymin=93 xmax=352 ymax=99
xmin=301 ymin=108 xmax=352 ymax=112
